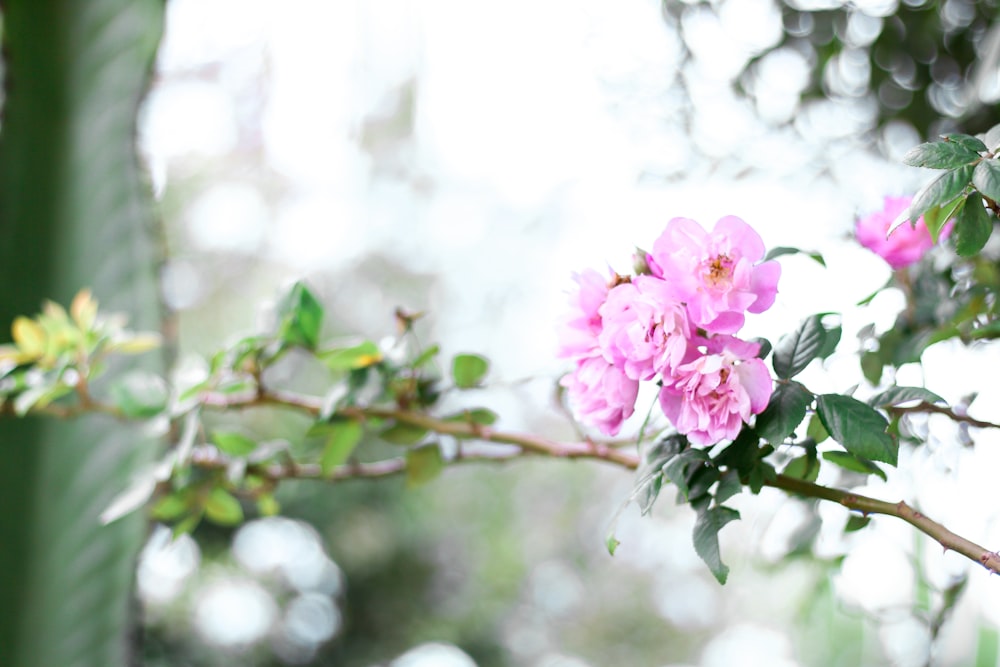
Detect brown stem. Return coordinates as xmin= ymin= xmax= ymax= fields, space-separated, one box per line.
xmin=888 ymin=400 xmax=1000 ymax=430
xmin=770 ymin=474 xmax=1000 ymax=575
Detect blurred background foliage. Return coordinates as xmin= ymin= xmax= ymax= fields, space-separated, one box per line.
xmin=2 ymin=1 xmax=1000 ymax=666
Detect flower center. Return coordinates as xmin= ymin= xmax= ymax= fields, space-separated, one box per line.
xmin=703 ymin=254 xmax=734 ymax=290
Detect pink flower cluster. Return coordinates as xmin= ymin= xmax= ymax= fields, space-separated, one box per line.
xmin=558 ymin=216 xmax=780 ymax=444
xmin=855 ymin=195 xmax=947 ymax=270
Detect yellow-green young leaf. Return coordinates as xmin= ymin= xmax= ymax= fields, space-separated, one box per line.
xmin=405 ymin=443 xmax=444 ymax=487
xmin=70 ymin=289 xmax=98 ymax=331
xmin=319 ymin=419 xmax=364 ymax=474
xmin=204 ymin=487 xmax=244 ymax=526
xmin=12 ymin=316 xmax=46 ymax=358
xmin=211 ymin=431 xmax=258 ymax=457
xmin=320 ymin=340 xmax=383 ymax=371
xmin=257 ymin=494 xmax=280 ymax=517
xmin=922 ymin=196 xmax=965 ymax=243
xmin=108 ymin=332 xmax=162 ymax=355
xmin=452 ymin=353 xmax=489 ymax=388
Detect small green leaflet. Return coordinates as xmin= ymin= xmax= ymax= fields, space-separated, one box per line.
xmin=320 ymin=340 xmax=383 ymax=371
xmin=405 ymin=443 xmax=444 ymax=487
xmin=452 ymin=353 xmax=489 ymax=388
xmin=204 ymin=487 xmax=244 ymax=526
xmin=211 ymin=431 xmax=258 ymax=457
xmin=275 ymin=281 xmax=324 ymax=350
xmin=314 ymin=419 xmax=364 ymax=474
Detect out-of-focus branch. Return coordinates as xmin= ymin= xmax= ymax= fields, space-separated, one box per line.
xmin=887 ymin=400 xmax=1000 ymax=430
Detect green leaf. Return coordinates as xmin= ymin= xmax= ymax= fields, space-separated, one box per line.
xmin=773 ymin=314 xmax=836 ymax=379
xmin=922 ymin=196 xmax=965 ymax=243
xmin=405 ymin=443 xmax=444 ymax=487
xmin=806 ymin=413 xmax=829 ymax=444
xmin=714 ymin=471 xmax=743 ymax=505
xmin=903 ymin=140 xmax=981 ymax=169
xmin=953 ymin=193 xmax=994 ymax=256
xmin=109 ymin=370 xmax=168 ymax=419
xmin=844 ymin=515 xmax=872 ymax=532
xmin=320 ymin=340 xmax=383 ymax=372
xmin=693 ymin=506 xmax=740 ymax=585
xmin=204 ymin=487 xmax=244 ymax=526
xmin=816 ymin=394 xmax=897 ymax=465
xmin=763 ymin=246 xmax=826 ymax=267
xmin=754 ymin=381 xmax=813 ymax=444
xmin=605 ymin=533 xmax=621 ymax=556
xmin=275 ymin=281 xmax=324 ymax=350
xmin=942 ymin=133 xmax=988 ymax=154
xmin=909 ymin=165 xmax=973 ymax=223
xmin=318 ymin=419 xmax=364 ymax=474
xmin=868 ymin=386 xmax=945 ymax=408
xmin=663 ymin=447 xmax=710 ymax=501
xmin=379 ymin=422 xmax=428 ymax=445
xmin=822 ymin=451 xmax=887 ymax=481
xmin=452 ymin=353 xmax=489 ymax=388
xmin=860 ymin=350 xmax=883 ymax=385
xmin=783 ymin=452 xmax=820 ymax=482
xmin=211 ymin=431 xmax=258 ymax=457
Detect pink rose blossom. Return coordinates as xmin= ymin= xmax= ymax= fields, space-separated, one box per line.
xmin=556 ymin=268 xmax=612 ymax=359
xmin=597 ymin=276 xmax=691 ymax=381
xmin=561 ymin=353 xmax=639 ymax=436
xmin=658 ymin=335 xmax=772 ymax=445
xmin=649 ymin=216 xmax=781 ymax=334
xmin=855 ymin=195 xmax=948 ymax=270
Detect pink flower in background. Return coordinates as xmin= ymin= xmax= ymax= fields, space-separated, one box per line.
xmin=556 ymin=268 xmax=612 ymax=359
xmin=658 ymin=335 xmax=772 ymax=445
xmin=649 ymin=216 xmax=780 ymax=334
xmin=560 ymin=354 xmax=639 ymax=436
xmin=597 ymin=276 xmax=691 ymax=381
xmin=855 ymin=195 xmax=945 ymax=270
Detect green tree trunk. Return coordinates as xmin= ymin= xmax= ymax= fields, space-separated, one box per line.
xmin=0 ymin=2 xmax=165 ymax=665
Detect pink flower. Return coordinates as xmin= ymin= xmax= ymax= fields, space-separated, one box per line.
xmin=658 ymin=335 xmax=772 ymax=445
xmin=561 ymin=353 xmax=639 ymax=436
xmin=649 ymin=216 xmax=781 ymax=334
xmin=597 ymin=276 xmax=691 ymax=381
xmin=556 ymin=268 xmax=612 ymax=359
xmin=855 ymin=195 xmax=947 ymax=270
